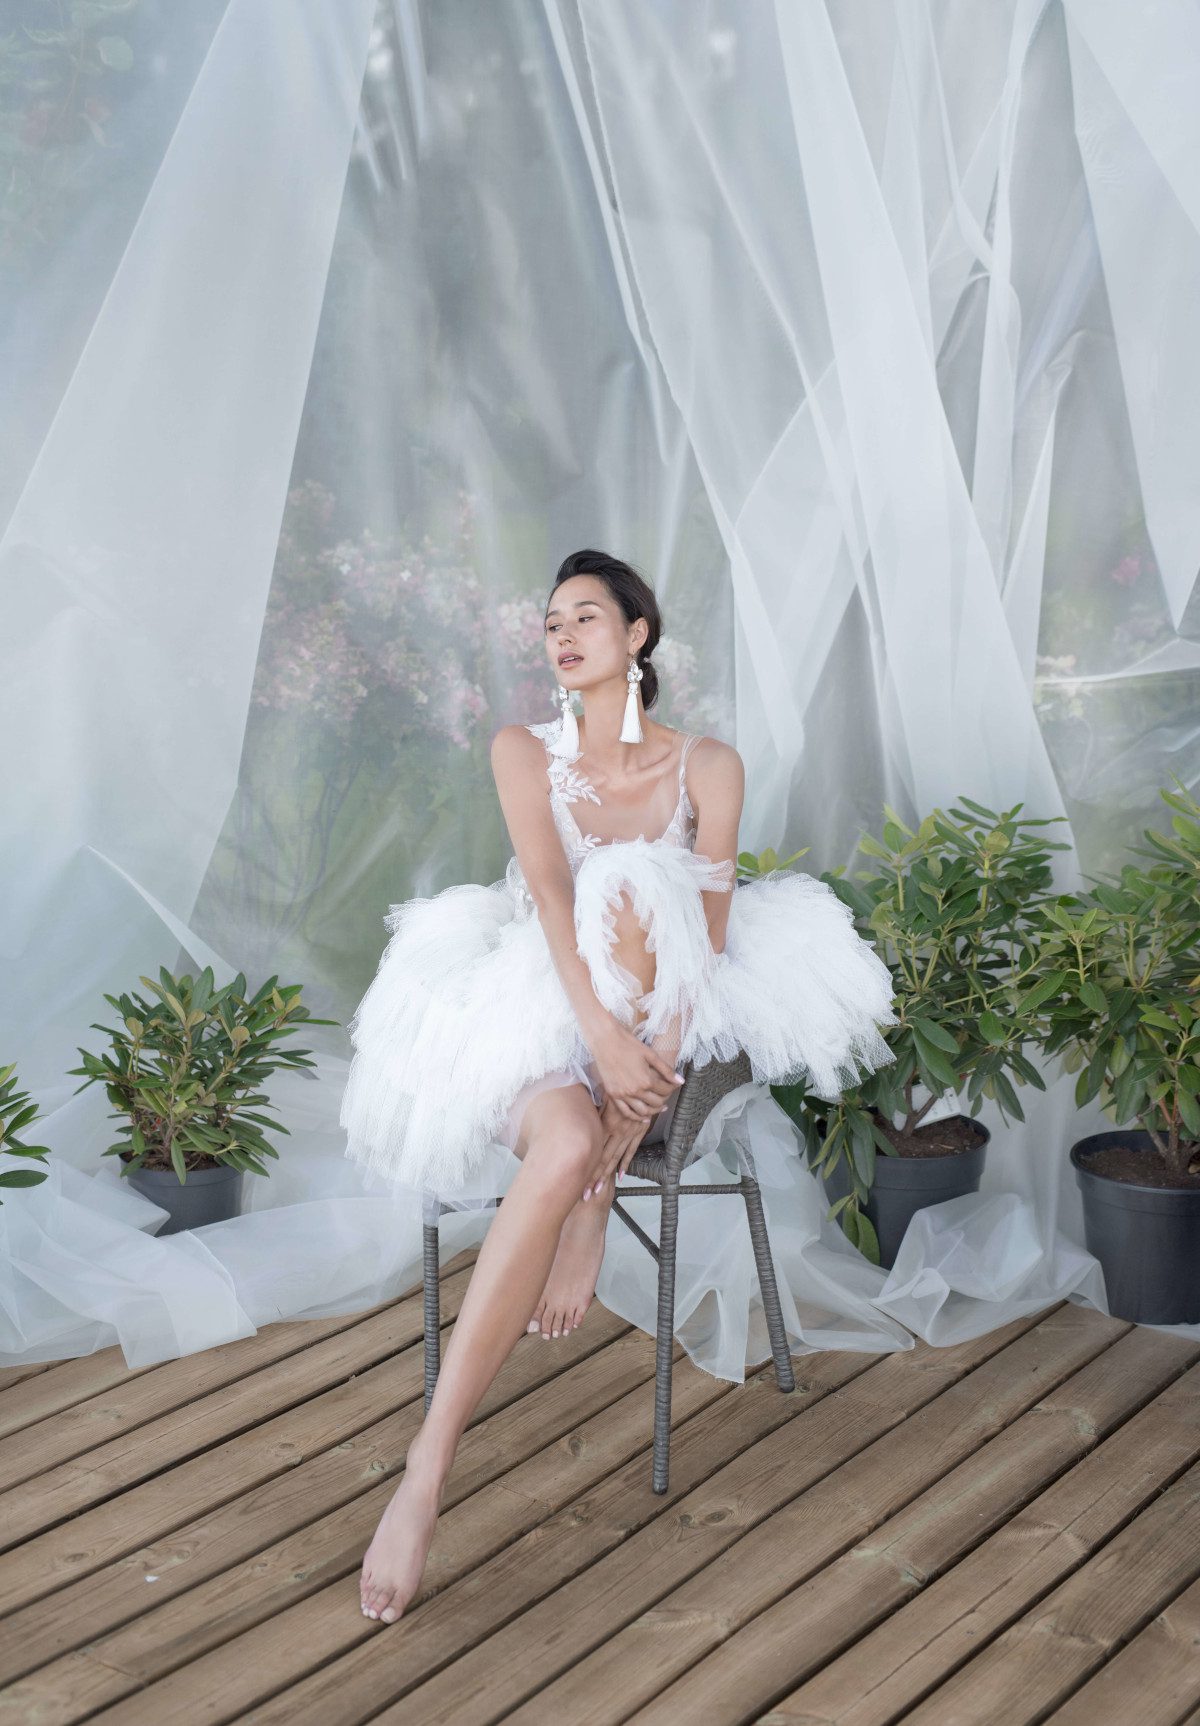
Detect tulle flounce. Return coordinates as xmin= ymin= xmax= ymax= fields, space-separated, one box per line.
xmin=339 ymin=842 xmax=898 ymax=1198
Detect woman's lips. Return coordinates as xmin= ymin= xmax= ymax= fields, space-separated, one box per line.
xmin=558 ymin=654 xmax=583 ymax=665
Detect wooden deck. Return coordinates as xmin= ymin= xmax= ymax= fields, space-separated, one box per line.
xmin=2 ymin=1246 xmax=1200 ymax=1725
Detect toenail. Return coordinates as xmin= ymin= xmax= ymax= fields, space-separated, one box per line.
xmin=527 ymin=1320 xmax=538 ymax=1332
xmin=583 ymin=1189 xmax=591 ymax=1202
xmin=368 ymin=1609 xmax=378 ymax=1619
xmin=381 ymin=1608 xmax=397 ymax=1622
xmin=552 ymin=1328 xmax=559 ymax=1336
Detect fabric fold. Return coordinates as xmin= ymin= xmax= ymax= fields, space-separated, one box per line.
xmin=340 ymin=846 xmax=898 ymax=1197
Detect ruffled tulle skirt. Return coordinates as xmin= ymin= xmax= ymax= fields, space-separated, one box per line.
xmin=339 ymin=840 xmax=899 ymax=1205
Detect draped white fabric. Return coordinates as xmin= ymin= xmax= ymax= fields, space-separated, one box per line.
xmin=2 ymin=0 xmax=1197 ymax=1369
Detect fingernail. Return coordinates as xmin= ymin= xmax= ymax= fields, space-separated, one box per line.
xmin=675 ymin=1073 xmax=684 ymax=1083
xmin=583 ymin=1188 xmax=591 ymax=1202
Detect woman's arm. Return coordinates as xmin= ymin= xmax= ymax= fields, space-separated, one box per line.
xmin=616 ymin=736 xmax=744 ymax=1130
xmin=688 ymin=736 xmax=744 ymax=956
xmin=490 ymin=726 xmax=612 ymax=1043
xmin=490 ymin=725 xmax=681 ymax=1119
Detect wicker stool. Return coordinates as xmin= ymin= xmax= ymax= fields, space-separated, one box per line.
xmin=421 ymin=1047 xmax=796 ymax=1494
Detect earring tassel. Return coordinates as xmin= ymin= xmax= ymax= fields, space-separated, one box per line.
xmin=619 ymin=666 xmax=643 ymax=743
xmin=550 ymin=687 xmax=580 ymax=758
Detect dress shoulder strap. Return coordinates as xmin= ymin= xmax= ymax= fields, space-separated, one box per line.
xmin=675 ymin=732 xmax=702 ymax=824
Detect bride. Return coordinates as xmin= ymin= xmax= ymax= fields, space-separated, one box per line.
xmin=341 ymin=547 xmax=898 ymax=1624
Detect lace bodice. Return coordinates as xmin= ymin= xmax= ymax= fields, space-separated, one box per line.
xmin=504 ymin=714 xmax=701 ymax=906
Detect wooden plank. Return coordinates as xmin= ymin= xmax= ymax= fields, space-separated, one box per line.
xmin=1043 ymin=1571 xmax=1200 ymax=1724
xmin=0 ymin=1264 xmax=482 ymax=1604
xmin=0 ymin=1355 xmax=160 ymax=1440
xmin=0 ymin=1359 xmax=56 ymax=1393
xmin=605 ymin=1328 xmax=1200 ymax=1723
xmin=764 ymin=1339 xmax=1200 ymax=1724
xmin=0 ymin=1295 xmax=411 ymax=1483
xmin=0 ymin=1282 xmax=420 ymax=1446
xmin=0 ymin=1311 xmax=656 ymax=1719
xmin=217 ymin=1307 xmax=1057 ymax=1726
xmin=373 ymin=1303 xmax=1123 ymax=1725
xmin=0 ymin=1251 xmax=469 ymax=1448
xmin=93 ymin=1327 xmax=891 ymax=1725
xmin=898 ymin=1456 xmax=1200 ymax=1723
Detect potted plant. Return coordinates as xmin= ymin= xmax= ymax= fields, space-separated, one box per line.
xmin=0 ymin=1064 xmax=52 ymax=1201
xmin=68 ymin=966 xmax=338 ymax=1234
xmin=763 ymin=798 xmax=1071 ymax=1267
xmin=1028 ymin=781 xmax=1200 ymax=1323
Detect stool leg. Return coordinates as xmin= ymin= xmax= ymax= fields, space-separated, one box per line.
xmin=652 ymin=1173 xmax=680 ymax=1494
xmin=741 ymin=1177 xmax=796 ymax=1393
xmin=422 ymin=1220 xmax=441 ymax=1412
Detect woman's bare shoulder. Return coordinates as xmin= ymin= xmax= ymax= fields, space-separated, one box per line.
xmin=489 ymin=721 xmax=549 ymax=778
xmin=689 ymin=734 xmax=744 ymax=776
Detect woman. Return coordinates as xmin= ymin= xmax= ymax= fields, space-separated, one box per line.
xmin=340 ymin=548 xmax=899 ymax=1624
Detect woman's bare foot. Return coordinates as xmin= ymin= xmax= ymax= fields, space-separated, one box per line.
xmin=359 ymin=1433 xmax=447 ymax=1624
xmin=527 ymin=1186 xmax=614 ymax=1339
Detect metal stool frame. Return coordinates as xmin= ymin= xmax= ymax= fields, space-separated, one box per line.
xmin=421 ymin=1048 xmax=796 ymax=1494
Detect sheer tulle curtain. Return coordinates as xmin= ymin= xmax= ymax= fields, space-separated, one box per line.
xmin=571 ymin=0 xmax=1200 ymax=1345
xmin=2 ymin=1 xmax=1198 ymax=1366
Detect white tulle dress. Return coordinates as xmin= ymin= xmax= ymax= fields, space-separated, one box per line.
xmin=338 ymin=711 xmax=916 ymax=1378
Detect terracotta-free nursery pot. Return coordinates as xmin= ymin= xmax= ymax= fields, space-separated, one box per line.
xmin=821 ymin=1116 xmax=989 ymax=1269
xmin=121 ymin=1157 xmax=244 ymax=1235
xmin=1070 ymin=1130 xmax=1200 ymax=1325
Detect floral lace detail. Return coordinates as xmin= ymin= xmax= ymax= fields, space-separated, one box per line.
xmin=523 ymin=715 xmax=698 ymax=874
xmin=552 ymin=758 xmax=602 ymax=810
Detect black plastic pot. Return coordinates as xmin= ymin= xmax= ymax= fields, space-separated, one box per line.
xmin=819 ymin=1116 xmax=990 ymax=1269
xmin=121 ymin=1159 xmax=244 ymax=1235
xmin=1070 ymin=1130 xmax=1200 ymax=1324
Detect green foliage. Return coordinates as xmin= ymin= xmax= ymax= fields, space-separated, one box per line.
xmin=773 ymin=795 xmax=1073 ymax=1264
xmin=0 ymin=1063 xmax=52 ymax=1202
xmin=0 ymin=0 xmax=141 ymax=269
xmin=67 ymin=966 xmax=340 ymax=1186
xmin=1022 ymin=777 xmax=1200 ymax=1181
xmin=736 ymin=843 xmax=811 ymax=879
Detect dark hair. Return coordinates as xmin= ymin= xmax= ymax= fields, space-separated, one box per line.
xmin=547 ymin=548 xmax=662 ymax=711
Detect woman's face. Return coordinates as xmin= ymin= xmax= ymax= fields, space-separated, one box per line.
xmin=543 ymin=576 xmax=646 ymax=689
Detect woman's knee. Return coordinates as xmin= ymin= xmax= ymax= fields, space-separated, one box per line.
xmin=519 ymin=1105 xmax=599 ymax=1193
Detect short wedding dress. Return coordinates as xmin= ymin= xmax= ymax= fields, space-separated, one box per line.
xmin=339 ymin=712 xmax=916 ymax=1378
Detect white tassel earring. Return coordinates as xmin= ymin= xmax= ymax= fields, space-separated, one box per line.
xmin=549 ymin=681 xmax=580 ymax=759
xmin=619 ymin=657 xmax=644 ymax=743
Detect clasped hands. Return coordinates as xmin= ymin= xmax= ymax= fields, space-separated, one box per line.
xmin=580 ymin=1022 xmax=684 ymax=1203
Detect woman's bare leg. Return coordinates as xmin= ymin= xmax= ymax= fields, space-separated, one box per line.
xmin=359 ymin=1083 xmax=601 ymax=1623
xmin=531 ymin=889 xmax=661 ymax=1341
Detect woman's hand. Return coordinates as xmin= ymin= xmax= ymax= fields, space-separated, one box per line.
xmin=582 ymin=1096 xmax=651 ymax=1201
xmin=588 ymin=1017 xmax=682 ymax=1126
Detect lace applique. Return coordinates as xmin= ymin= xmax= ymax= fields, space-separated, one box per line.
xmin=524 ymin=715 xmax=698 ymax=871
xmin=552 ymin=758 xmax=602 ymax=810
